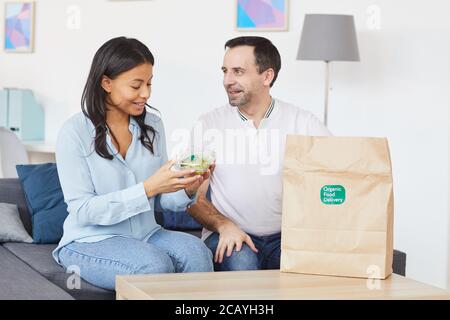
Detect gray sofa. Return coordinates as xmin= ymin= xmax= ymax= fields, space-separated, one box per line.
xmin=0 ymin=178 xmax=116 ymax=300
xmin=0 ymin=177 xmax=406 ymax=300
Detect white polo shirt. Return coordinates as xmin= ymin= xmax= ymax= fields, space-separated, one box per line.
xmin=189 ymin=98 xmax=331 ymax=240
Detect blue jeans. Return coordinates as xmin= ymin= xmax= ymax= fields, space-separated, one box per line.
xmin=58 ymin=229 xmax=214 ymax=291
xmin=204 ymin=232 xmax=281 ymax=271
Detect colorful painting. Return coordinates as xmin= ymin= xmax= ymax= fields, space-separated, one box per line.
xmin=4 ymin=2 xmax=35 ymax=52
xmin=236 ymin=0 xmax=288 ymax=31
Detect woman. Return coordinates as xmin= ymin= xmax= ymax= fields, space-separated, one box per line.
xmin=52 ymin=37 xmax=213 ymax=291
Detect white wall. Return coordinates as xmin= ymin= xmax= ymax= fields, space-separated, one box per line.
xmin=1 ymin=0 xmax=449 ymax=288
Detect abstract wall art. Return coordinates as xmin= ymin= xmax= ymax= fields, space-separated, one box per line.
xmin=4 ymin=2 xmax=35 ymax=52
xmin=236 ymin=0 xmax=288 ymax=31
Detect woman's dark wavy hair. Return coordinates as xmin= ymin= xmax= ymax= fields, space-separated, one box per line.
xmin=81 ymin=36 xmax=157 ymax=160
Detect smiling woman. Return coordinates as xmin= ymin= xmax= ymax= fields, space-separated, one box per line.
xmin=100 ymin=63 xmax=154 ymax=159
xmin=80 ymin=37 xmax=157 ymax=160
xmin=103 ymin=63 xmax=153 ymax=115
xmin=52 ymin=37 xmax=214 ymax=291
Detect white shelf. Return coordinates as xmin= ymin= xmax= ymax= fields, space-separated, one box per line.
xmin=22 ymin=141 xmax=56 ymax=153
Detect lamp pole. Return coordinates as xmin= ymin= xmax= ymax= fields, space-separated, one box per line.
xmin=297 ymin=15 xmax=360 ymax=127
xmin=324 ymin=61 xmax=330 ymax=127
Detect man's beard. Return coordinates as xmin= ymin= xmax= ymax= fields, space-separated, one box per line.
xmin=228 ymin=91 xmax=252 ymax=107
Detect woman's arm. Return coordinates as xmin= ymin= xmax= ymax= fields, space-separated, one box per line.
xmin=56 ymin=122 xmax=151 ymax=226
xmin=152 ymin=117 xmax=198 ymax=212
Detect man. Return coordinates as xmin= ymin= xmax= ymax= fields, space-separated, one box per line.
xmin=187 ymin=36 xmax=331 ymax=271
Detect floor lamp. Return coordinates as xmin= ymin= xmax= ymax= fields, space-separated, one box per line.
xmin=297 ymin=14 xmax=360 ymax=127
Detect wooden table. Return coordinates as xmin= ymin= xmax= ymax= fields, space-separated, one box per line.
xmin=115 ymin=270 xmax=450 ymax=300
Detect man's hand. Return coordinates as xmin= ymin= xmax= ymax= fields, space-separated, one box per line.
xmin=184 ymin=162 xmax=215 ymax=197
xmin=215 ymin=221 xmax=258 ymax=263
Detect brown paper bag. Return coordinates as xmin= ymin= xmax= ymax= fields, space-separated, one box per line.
xmin=280 ymin=135 xmax=394 ymax=279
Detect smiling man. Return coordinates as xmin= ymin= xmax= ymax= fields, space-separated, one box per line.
xmin=187 ymin=36 xmax=331 ymax=271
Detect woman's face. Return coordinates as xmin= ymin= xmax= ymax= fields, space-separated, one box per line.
xmin=102 ymin=63 xmax=153 ymax=117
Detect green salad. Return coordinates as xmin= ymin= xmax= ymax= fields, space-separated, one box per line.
xmin=178 ymin=154 xmax=213 ymax=174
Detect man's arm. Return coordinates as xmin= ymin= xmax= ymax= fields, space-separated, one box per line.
xmin=187 ymin=177 xmax=258 ymax=263
xmin=187 ymin=179 xmax=229 ymax=233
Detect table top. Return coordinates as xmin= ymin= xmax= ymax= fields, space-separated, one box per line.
xmin=115 ymin=270 xmax=450 ymax=300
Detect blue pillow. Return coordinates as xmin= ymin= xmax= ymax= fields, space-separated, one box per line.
xmin=159 ymin=209 xmax=203 ymax=230
xmin=155 ymin=188 xmax=211 ymax=230
xmin=16 ymin=163 xmax=68 ymax=244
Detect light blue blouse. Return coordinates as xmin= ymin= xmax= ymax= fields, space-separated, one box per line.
xmin=52 ymin=111 xmax=196 ymax=265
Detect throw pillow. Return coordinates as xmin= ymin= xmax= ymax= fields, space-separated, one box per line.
xmin=16 ymin=163 xmax=68 ymax=244
xmin=0 ymin=203 xmax=33 ymax=243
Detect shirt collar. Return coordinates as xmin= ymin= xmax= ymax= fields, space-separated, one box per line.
xmin=129 ymin=116 xmax=138 ymax=128
xmin=237 ymin=97 xmax=275 ymax=121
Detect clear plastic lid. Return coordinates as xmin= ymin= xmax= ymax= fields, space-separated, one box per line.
xmin=173 ymin=147 xmax=216 ymax=174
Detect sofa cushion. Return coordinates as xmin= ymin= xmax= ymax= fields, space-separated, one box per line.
xmin=155 ymin=209 xmax=203 ymax=230
xmin=16 ymin=163 xmax=69 ymax=244
xmin=0 ymin=178 xmax=32 ymax=235
xmin=0 ymin=245 xmax=73 ymax=300
xmin=2 ymin=242 xmax=115 ymax=300
xmin=154 ymin=188 xmax=211 ymax=231
xmin=0 ymin=203 xmax=33 ymax=243
xmin=393 ymin=249 xmax=406 ymax=276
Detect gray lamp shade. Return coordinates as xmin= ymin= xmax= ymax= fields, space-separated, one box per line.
xmin=297 ymin=14 xmax=360 ymax=62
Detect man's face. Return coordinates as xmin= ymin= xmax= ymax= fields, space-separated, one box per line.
xmin=222 ymin=46 xmax=266 ymax=107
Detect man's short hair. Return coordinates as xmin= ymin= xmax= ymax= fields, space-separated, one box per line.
xmin=225 ymin=36 xmax=281 ymax=87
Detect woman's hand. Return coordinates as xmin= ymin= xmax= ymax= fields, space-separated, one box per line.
xmin=143 ymin=160 xmax=201 ymax=198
